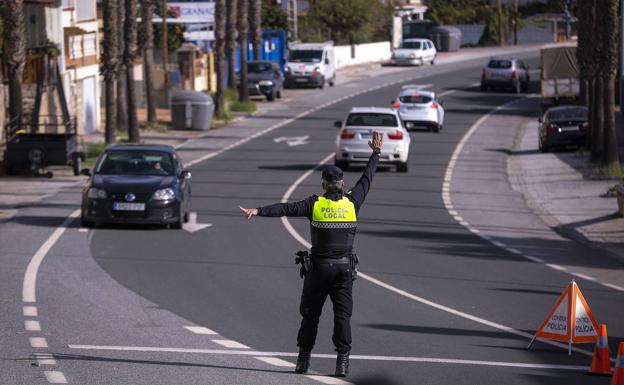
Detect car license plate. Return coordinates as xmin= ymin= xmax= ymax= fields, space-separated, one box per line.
xmin=295 ymin=78 xmax=308 ymax=83
xmin=360 ymin=133 xmax=372 ymax=139
xmin=406 ymin=106 xmax=424 ymax=110
xmin=561 ymin=126 xmax=579 ymax=132
xmin=113 ymin=202 xmax=145 ymax=211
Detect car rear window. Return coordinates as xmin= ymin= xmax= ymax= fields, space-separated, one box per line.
xmin=401 ymin=41 xmax=422 ymax=49
xmin=248 ymin=62 xmax=272 ymax=73
xmin=546 ymin=108 xmax=588 ymax=121
xmin=346 ymin=113 xmax=398 ymax=127
xmin=399 ymin=94 xmax=432 ymax=104
xmin=96 ymin=151 xmax=175 ymax=176
xmin=488 ymin=60 xmax=512 ymax=69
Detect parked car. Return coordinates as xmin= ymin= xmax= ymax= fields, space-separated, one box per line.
xmin=334 ymin=107 xmax=411 ymax=172
xmin=80 ymin=144 xmax=192 ymax=229
xmin=246 ymin=60 xmax=284 ymax=102
xmin=390 ymin=38 xmax=437 ymax=66
xmin=284 ymin=41 xmax=336 ymax=89
xmin=538 ymin=105 xmax=588 ymax=152
xmin=481 ymin=56 xmax=530 ymax=93
xmin=391 ymin=86 xmax=445 ymax=132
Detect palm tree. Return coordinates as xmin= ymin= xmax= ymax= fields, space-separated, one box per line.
xmin=117 ymin=0 xmax=128 ymax=132
xmin=214 ymin=0 xmax=226 ymax=117
xmin=575 ymin=0 xmax=593 ymax=108
xmin=237 ymin=0 xmax=249 ymax=102
xmin=125 ymin=0 xmax=140 ymax=142
xmin=590 ymin=0 xmax=604 ymax=161
xmin=102 ymin=0 xmax=120 ymax=144
xmin=599 ymin=0 xmax=619 ymax=167
xmin=250 ymin=0 xmax=262 ymax=60
xmin=226 ymin=0 xmax=237 ymax=89
xmin=2 ymin=0 xmax=25 ymax=129
xmin=140 ymin=0 xmax=157 ymax=125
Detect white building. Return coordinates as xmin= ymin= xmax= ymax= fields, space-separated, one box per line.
xmin=394 ymin=0 xmax=427 ymax=21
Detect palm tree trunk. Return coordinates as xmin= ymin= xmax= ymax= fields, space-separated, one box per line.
xmin=117 ymin=0 xmax=128 ymax=132
xmin=591 ymin=76 xmax=604 ymax=161
xmin=140 ymin=0 xmax=157 ymax=125
xmin=102 ymin=0 xmax=120 ymax=144
xmin=250 ymin=0 xmax=262 ymax=60
xmin=226 ymin=0 xmax=237 ymax=89
xmin=586 ymin=77 xmax=594 ymax=149
xmin=237 ymin=0 xmax=249 ymax=102
xmin=214 ymin=0 xmax=226 ymax=117
xmin=125 ymin=0 xmax=140 ymax=143
xmin=602 ymin=74 xmax=619 ymax=166
xmin=2 ymin=0 xmax=26 ymax=127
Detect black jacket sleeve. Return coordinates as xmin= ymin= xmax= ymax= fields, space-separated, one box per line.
xmin=348 ymin=153 xmax=380 ymax=211
xmin=257 ymin=196 xmax=316 ymax=219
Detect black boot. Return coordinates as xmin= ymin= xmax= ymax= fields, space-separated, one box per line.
xmin=295 ymin=349 xmax=311 ymax=374
xmin=335 ymin=352 xmax=349 ymax=377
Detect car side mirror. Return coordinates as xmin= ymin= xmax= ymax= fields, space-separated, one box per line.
xmin=80 ymin=168 xmax=91 ymax=176
xmin=334 ymin=121 xmax=342 ymax=128
xmin=181 ymin=170 xmax=192 ymax=180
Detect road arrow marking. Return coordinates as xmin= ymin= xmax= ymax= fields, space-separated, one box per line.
xmin=273 ymin=135 xmax=309 ymax=147
xmin=183 ymin=212 xmax=212 ymax=233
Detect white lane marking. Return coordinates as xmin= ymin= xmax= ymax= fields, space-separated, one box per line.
xmin=603 ymin=282 xmax=624 ymax=291
xmin=44 ymin=371 xmax=67 ymax=384
xmin=546 ymin=263 xmax=567 ymax=272
xmin=507 ymin=248 xmax=523 ymax=255
xmin=212 ymin=339 xmax=251 ymax=349
xmin=34 ymin=353 xmax=57 ymax=365
xmin=30 ymin=337 xmax=48 ymax=348
xmin=306 ymin=376 xmax=351 ymax=385
xmin=67 ymin=344 xmax=588 ymax=371
xmin=23 ymin=209 xmax=80 ymax=303
xmin=438 ymin=89 xmax=456 ymax=97
xmin=572 ymin=273 xmax=596 ymax=282
xmin=23 ymin=306 xmax=38 ymax=317
xmin=254 ymin=356 xmax=295 ymax=367
xmin=274 ymin=136 xmax=310 ymax=147
xmin=78 ymin=228 xmax=88 ymax=233
xmin=182 ymin=212 xmax=213 ymax=233
xmin=278 ymin=145 xmax=596 ymax=359
xmin=25 ymin=320 xmax=41 ymax=331
xmin=524 ymin=255 xmax=544 ymax=263
xmin=184 ymin=326 xmax=218 ymax=335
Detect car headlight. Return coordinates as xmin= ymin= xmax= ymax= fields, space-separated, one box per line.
xmin=259 ymin=80 xmax=273 ymax=86
xmin=88 ymin=187 xmax=107 ymax=199
xmin=285 ymin=67 xmax=291 ymax=73
xmin=409 ymin=53 xmax=416 ymax=59
xmin=152 ymin=188 xmax=175 ymax=201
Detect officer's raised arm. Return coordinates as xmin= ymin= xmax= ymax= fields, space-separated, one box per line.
xmin=348 ymin=131 xmax=383 ymax=210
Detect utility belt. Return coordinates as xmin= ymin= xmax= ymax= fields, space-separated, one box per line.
xmin=295 ymin=251 xmax=359 ymax=279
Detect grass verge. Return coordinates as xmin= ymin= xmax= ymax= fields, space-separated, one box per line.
xmin=595 ymin=163 xmax=624 ymax=178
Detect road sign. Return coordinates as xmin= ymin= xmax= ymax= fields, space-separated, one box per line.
xmin=528 ymin=280 xmax=599 ymax=355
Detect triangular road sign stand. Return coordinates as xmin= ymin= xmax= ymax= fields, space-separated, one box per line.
xmin=527 ymin=280 xmax=599 ymax=355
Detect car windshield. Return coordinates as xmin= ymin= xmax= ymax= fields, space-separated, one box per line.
xmin=546 ymin=108 xmax=588 ymax=121
xmin=346 ymin=113 xmax=398 ymax=127
xmin=96 ymin=151 xmax=175 ymax=176
xmin=288 ymin=50 xmax=323 ymax=62
xmin=401 ymin=41 xmax=422 ymax=49
xmin=488 ymin=60 xmax=512 ymax=69
xmin=248 ymin=62 xmax=272 ymax=73
xmin=399 ymin=94 xmax=432 ymax=104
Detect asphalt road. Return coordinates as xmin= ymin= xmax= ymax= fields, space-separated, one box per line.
xmin=3 ymin=52 xmax=623 ymax=385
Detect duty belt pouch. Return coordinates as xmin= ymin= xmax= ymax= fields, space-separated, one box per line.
xmin=295 ymin=250 xmax=313 ymax=278
xmin=350 ymin=254 xmax=359 ymax=280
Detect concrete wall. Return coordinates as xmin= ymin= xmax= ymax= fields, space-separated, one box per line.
xmin=335 ymin=41 xmax=392 ymax=69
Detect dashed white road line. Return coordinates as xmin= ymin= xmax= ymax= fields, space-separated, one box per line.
xmin=212 ymin=339 xmax=251 ymax=349
xmin=44 ymin=371 xmax=67 ymax=384
xmin=254 ymin=356 xmax=295 ymax=367
xmin=30 ymin=337 xmax=48 ymax=348
xmin=184 ymin=326 xmax=218 ymax=335
xmin=23 ymin=306 xmax=38 ymax=317
xmin=306 ymin=375 xmax=351 ymax=384
xmin=24 ymin=320 xmax=41 ymax=331
xmin=34 ymin=353 xmax=57 ymax=365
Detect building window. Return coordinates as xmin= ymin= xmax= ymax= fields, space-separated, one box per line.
xmin=76 ymin=0 xmax=96 ymax=21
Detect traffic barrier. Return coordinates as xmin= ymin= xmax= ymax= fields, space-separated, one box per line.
xmin=587 ymin=324 xmax=612 ymax=376
xmin=611 ymin=342 xmax=624 ymax=385
xmin=527 ymin=280 xmax=599 ymax=355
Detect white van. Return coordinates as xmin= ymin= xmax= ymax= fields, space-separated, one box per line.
xmin=284 ymin=41 xmax=336 ymax=89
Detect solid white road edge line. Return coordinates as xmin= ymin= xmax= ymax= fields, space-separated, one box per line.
xmin=66 ymin=344 xmax=587 ymax=371
xmin=23 ymin=209 xmax=80 ymax=303
xmin=278 ymin=100 xmax=597 ymax=359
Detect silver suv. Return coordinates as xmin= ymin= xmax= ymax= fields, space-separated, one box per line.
xmin=480 ymin=56 xmax=530 ymax=93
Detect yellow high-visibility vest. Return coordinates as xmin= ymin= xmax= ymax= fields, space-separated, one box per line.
xmin=312 ymin=196 xmax=357 ymax=223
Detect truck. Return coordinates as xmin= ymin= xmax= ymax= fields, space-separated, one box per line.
xmin=540 ymin=45 xmax=579 ymax=107
xmin=284 ymin=41 xmax=336 ymax=89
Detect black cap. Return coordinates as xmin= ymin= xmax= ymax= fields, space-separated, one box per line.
xmin=322 ymin=165 xmax=343 ymax=182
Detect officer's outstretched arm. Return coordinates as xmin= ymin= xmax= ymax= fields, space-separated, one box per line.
xmin=240 ymin=197 xmax=314 ymax=219
xmin=239 ymin=206 xmax=258 ymax=220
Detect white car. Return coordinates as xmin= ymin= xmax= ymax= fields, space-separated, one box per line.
xmin=390 ymin=38 xmax=437 ymax=66
xmin=334 ymin=107 xmax=411 ymax=172
xmin=392 ymin=86 xmax=445 ymax=132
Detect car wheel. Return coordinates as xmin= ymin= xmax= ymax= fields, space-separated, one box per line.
xmin=183 ymin=210 xmax=190 ymax=223
xmin=276 ymin=88 xmax=282 ymax=99
xmin=539 ymin=139 xmax=549 ymax=153
xmin=81 ymin=212 xmax=94 ymax=228
xmin=397 ymin=162 xmax=408 ymax=173
xmin=267 ymin=90 xmax=276 ymax=102
xmin=522 ymin=81 xmax=529 ymax=92
xmin=431 ymin=124 xmax=440 ymax=133
xmin=329 ymin=76 xmax=335 ymax=87
xmin=319 ymin=81 xmax=325 ymax=90
xmin=431 ymin=56 xmax=436 ymax=65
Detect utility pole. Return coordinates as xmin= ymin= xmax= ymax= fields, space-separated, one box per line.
xmin=287 ymin=0 xmax=298 ymax=41
xmin=162 ymin=0 xmax=169 ymax=84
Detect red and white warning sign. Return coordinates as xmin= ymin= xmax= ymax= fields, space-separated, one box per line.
xmin=528 ymin=280 xmax=599 ymax=354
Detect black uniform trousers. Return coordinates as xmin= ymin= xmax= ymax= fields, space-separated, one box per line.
xmin=297 ymin=260 xmax=354 ymax=353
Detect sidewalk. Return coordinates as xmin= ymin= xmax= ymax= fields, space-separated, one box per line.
xmin=509 ymin=117 xmax=624 ymax=264
xmin=0 ymin=43 xmax=549 ymax=218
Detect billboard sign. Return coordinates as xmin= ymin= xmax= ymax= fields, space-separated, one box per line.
xmin=153 ymin=2 xmax=215 ymax=24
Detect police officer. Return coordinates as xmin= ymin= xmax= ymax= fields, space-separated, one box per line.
xmin=239 ymin=131 xmax=383 ymax=377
